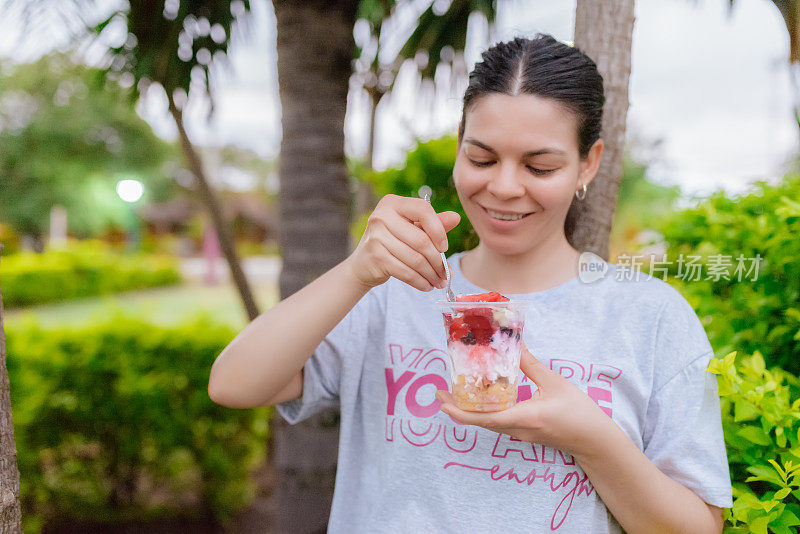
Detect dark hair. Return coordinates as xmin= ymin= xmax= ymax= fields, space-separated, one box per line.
xmin=458 ymin=34 xmax=605 ymax=160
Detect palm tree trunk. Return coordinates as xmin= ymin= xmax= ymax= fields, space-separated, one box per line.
xmin=0 ymin=247 xmax=23 ymax=533
xmin=765 ymin=0 xmax=800 ymax=134
xmin=366 ymin=88 xmax=379 ymax=171
xmin=271 ymin=0 xmax=358 ymax=532
xmin=566 ymin=0 xmax=635 ymax=260
xmin=787 ymin=63 xmax=800 ymax=134
xmin=167 ymin=99 xmax=260 ymax=322
xmin=770 ymin=0 xmax=800 ymax=63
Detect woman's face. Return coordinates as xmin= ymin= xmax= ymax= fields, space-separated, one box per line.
xmin=453 ymin=93 xmax=603 ymax=256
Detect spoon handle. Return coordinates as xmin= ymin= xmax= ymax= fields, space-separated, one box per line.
xmin=419 ymin=187 xmax=455 ymax=301
xmin=441 ymin=251 xmax=455 ymax=301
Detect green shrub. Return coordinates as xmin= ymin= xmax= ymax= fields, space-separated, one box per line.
xmin=609 ymin=149 xmax=680 ymax=258
xmin=708 ymin=351 xmax=800 ymax=533
xmin=0 ymin=224 xmax=20 ymax=255
xmin=5 ymin=313 xmax=268 ymax=533
xmin=655 ymin=174 xmax=800 ymax=374
xmin=0 ymin=240 xmax=181 ymax=308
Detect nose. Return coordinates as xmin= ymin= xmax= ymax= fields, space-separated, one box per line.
xmin=485 ymin=161 xmax=526 ymax=199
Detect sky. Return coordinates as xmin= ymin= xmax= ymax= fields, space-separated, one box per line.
xmin=0 ymin=0 xmax=795 ymax=197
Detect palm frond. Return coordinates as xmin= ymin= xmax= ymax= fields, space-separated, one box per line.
xmin=399 ymin=0 xmax=496 ymax=79
xmin=8 ymin=0 xmax=251 ymax=109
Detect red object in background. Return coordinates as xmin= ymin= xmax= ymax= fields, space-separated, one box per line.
xmin=203 ymin=225 xmax=221 ymax=285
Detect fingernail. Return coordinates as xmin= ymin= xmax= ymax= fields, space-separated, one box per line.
xmin=437 ymin=280 xmax=446 ymax=289
xmin=439 ymin=239 xmax=448 ymax=252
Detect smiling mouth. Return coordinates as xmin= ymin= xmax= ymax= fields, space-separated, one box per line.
xmin=482 ymin=206 xmax=535 ymax=221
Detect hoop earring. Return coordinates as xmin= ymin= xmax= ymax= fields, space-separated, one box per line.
xmin=575 ymin=184 xmax=587 ymax=200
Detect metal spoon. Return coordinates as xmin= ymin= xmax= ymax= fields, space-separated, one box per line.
xmin=418 ymin=185 xmax=455 ymax=301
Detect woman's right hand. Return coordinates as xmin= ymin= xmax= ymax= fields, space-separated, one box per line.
xmin=346 ymin=194 xmax=461 ymax=292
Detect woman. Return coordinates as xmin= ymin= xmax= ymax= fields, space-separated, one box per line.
xmin=208 ymin=34 xmax=731 ymax=533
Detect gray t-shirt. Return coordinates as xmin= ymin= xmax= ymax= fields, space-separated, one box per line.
xmin=277 ymin=251 xmax=733 ymax=533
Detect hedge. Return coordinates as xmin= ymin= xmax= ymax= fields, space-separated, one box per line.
xmin=654 ymin=174 xmax=800 ymax=374
xmin=710 ymin=350 xmax=800 ymax=533
xmin=0 ymin=241 xmax=181 ymax=308
xmin=5 ymin=312 xmax=267 ymax=533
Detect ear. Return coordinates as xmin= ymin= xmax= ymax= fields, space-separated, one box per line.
xmin=578 ymin=138 xmax=604 ymax=188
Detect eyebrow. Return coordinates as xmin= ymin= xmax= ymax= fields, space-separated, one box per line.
xmin=463 ymin=137 xmax=568 ymax=157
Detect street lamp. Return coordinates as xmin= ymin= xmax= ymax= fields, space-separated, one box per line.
xmin=116 ymin=179 xmax=144 ymax=202
xmin=116 ymin=179 xmax=144 ymax=251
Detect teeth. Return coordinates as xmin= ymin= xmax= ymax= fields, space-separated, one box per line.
xmin=486 ymin=209 xmax=529 ymax=221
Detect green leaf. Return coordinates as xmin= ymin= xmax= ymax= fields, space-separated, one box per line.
xmin=717 ymin=379 xmax=738 ymax=397
xmin=707 ymin=356 xmax=724 ymax=375
xmin=774 ymin=487 xmax=792 ymax=500
xmin=776 ymin=508 xmax=800 ymax=526
xmin=784 ymin=308 xmax=800 ymax=322
xmin=778 ymin=195 xmax=800 ymax=215
xmin=734 ymin=399 xmax=759 ymax=422
xmin=750 ymin=514 xmax=770 ymax=534
xmin=762 ymin=499 xmax=781 ymax=513
xmin=738 ymin=426 xmax=772 ymax=446
xmin=776 ymin=427 xmax=787 ymax=448
xmin=746 ymin=464 xmax=784 ymax=486
xmin=769 ymin=459 xmax=789 ymax=482
xmin=750 ymin=352 xmax=766 ymax=374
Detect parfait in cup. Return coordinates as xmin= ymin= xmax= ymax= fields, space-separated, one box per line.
xmin=437 ymin=292 xmax=529 ymax=412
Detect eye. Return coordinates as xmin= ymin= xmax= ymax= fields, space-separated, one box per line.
xmin=526 ymin=166 xmax=556 ymax=176
xmin=469 ymin=159 xmax=494 ymax=168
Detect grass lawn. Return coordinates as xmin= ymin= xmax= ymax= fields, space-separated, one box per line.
xmin=4 ymin=281 xmax=278 ymax=330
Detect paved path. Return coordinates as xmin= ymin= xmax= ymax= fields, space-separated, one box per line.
xmin=5 ymin=256 xmax=282 ymax=328
xmin=180 ymin=256 xmax=282 ymax=285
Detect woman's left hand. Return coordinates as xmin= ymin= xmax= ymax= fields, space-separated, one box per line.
xmin=435 ymin=342 xmax=610 ymax=459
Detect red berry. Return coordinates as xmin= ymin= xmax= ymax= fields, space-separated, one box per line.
xmin=447 ymin=317 xmax=469 ymax=342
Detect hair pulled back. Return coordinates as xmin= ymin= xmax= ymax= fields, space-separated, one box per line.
xmin=458 ymin=34 xmax=605 ymax=160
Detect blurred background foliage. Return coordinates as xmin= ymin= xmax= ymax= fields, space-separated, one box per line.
xmin=649 ymin=174 xmax=800 ymax=375
xmin=6 ymin=313 xmax=268 ymax=533
xmin=609 ymin=149 xmax=681 ymax=258
xmin=0 ymin=54 xmax=178 ymax=241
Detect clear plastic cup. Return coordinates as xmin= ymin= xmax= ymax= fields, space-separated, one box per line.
xmin=437 ymin=300 xmax=529 ymax=412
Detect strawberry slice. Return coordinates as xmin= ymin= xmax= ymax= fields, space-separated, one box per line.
xmin=463 ymin=313 xmax=493 ymax=344
xmin=455 ymin=291 xmax=510 ymax=303
xmin=447 ymin=316 xmax=469 ymax=342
